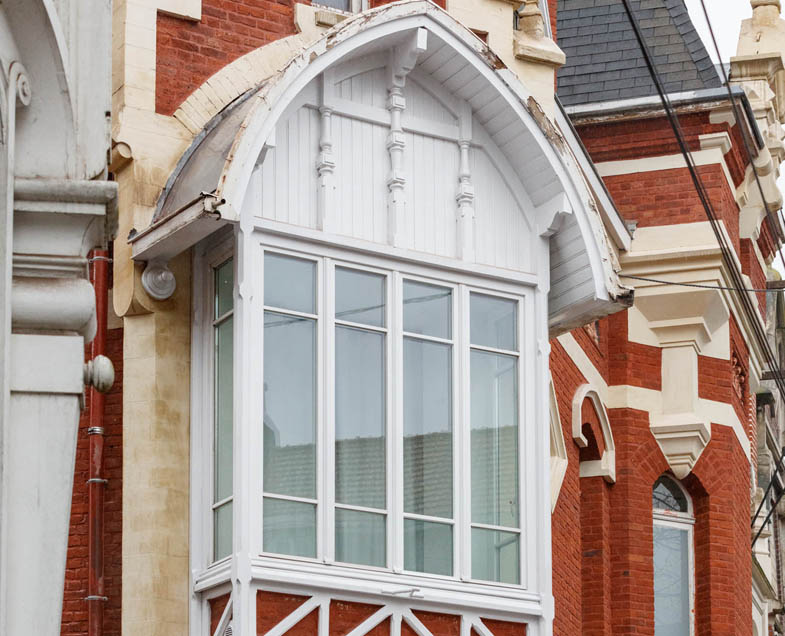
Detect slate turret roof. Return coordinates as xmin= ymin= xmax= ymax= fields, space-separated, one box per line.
xmin=556 ymin=0 xmax=722 ymax=106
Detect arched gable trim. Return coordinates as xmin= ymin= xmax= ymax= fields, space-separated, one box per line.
xmin=134 ymin=1 xmax=631 ymax=327
xmin=572 ymin=383 xmax=615 ymax=483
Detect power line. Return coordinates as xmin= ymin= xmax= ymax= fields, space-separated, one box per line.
xmin=620 ymin=274 xmax=773 ymax=293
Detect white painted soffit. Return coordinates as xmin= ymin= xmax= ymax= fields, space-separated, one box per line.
xmin=554 ymin=99 xmax=631 ymax=252
xmin=131 ymin=0 xmax=631 ymax=319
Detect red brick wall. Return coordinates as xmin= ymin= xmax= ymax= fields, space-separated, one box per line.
xmin=607 ymin=311 xmax=661 ymax=391
xmin=576 ymin=114 xmax=749 ymax=187
xmin=156 ymin=0 xmax=304 ymax=115
xmin=550 ymin=340 xmax=588 ymax=635
xmin=580 ymin=476 xmax=612 ymax=636
xmin=61 ymin=328 xmax=123 ymax=636
xmin=548 ymin=0 xmax=557 ymax=37
xmin=255 ymin=592 xmax=523 ymax=634
xmin=740 ymin=238 xmax=767 ymax=315
xmin=603 ymin=164 xmax=741 ymax=253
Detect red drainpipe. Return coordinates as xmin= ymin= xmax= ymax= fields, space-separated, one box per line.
xmin=87 ymin=249 xmax=109 ymax=636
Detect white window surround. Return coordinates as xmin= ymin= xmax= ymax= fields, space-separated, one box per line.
xmin=653 ymin=475 xmax=695 ymax=636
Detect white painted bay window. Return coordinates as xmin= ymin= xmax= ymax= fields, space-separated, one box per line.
xmin=208 ymin=244 xmax=528 ymax=587
xmin=213 ymin=257 xmax=234 ymax=562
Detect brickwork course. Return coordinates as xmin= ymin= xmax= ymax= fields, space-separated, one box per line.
xmin=61 ymin=0 xmax=776 ymax=634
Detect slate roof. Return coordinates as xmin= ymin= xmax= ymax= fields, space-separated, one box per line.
xmin=556 ymin=0 xmax=722 ymax=106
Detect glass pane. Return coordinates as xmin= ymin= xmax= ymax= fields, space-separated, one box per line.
xmin=213 ymin=501 xmax=232 ymax=561
xmin=335 ymin=326 xmax=385 ymax=508
xmin=264 ymin=253 xmax=316 ymax=314
xmin=215 ymin=259 xmax=234 ymax=319
xmin=403 ymin=280 xmax=451 ymax=339
xmin=335 ymin=508 xmax=386 ymax=567
xmin=335 ymin=267 xmax=385 ymax=327
xmin=214 ymin=318 xmax=233 ymax=502
xmin=653 ymin=476 xmax=689 ymax=513
xmin=470 ymin=293 xmax=517 ymax=351
xmin=404 ymin=338 xmax=452 ymax=518
xmin=470 ymin=350 xmax=518 ymax=528
xmin=263 ymin=498 xmax=317 ymax=558
xmin=315 ymin=0 xmax=350 ymax=10
xmin=263 ymin=312 xmax=316 ymax=499
xmin=654 ymin=525 xmax=691 ymax=636
xmin=404 ymin=519 xmax=453 ymax=576
xmin=471 ymin=527 xmax=519 ymax=584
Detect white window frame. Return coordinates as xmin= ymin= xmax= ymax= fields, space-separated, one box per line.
xmin=311 ymin=0 xmax=368 ymax=14
xmin=191 ymin=230 xmax=544 ymax=616
xmin=653 ymin=478 xmax=695 ymax=636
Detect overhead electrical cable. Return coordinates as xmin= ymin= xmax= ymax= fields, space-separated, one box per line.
xmin=620 ymin=274 xmax=776 ymax=293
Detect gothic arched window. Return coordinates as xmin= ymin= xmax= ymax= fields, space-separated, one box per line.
xmin=653 ymin=475 xmax=694 ymax=636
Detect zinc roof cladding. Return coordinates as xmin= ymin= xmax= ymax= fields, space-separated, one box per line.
xmin=556 ymin=0 xmax=722 ymax=106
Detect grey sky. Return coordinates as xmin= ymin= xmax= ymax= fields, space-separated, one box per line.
xmin=684 ymin=0 xmax=751 ymax=63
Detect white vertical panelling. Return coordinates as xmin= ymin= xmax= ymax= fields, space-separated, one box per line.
xmin=403 ymin=131 xmax=459 ymax=258
xmin=253 ymin=69 xmax=536 ymax=276
xmin=258 ymin=105 xmax=320 ymax=229
xmin=332 ymin=112 xmax=389 ymax=244
xmin=405 ymin=78 xmax=457 ymax=125
xmin=336 ymin=68 xmax=387 ymax=108
xmin=472 ymin=147 xmax=531 ymax=272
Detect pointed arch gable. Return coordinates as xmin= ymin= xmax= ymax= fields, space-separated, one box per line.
xmin=131 ymin=1 xmax=630 ymax=330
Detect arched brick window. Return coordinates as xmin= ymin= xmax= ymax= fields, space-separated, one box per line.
xmin=653 ymin=475 xmax=694 ymax=636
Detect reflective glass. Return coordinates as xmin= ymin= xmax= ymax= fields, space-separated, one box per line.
xmin=315 ymin=0 xmax=350 ymax=10
xmin=653 ymin=476 xmax=689 ymax=513
xmin=335 ymin=326 xmax=386 ymax=509
xmin=264 ymin=253 xmax=316 ymax=314
xmin=215 ymin=259 xmax=234 ymax=319
xmin=335 ymin=508 xmax=386 ymax=567
xmin=471 ymin=528 xmax=519 ymax=584
xmin=214 ymin=319 xmax=233 ymax=502
xmin=335 ymin=267 xmax=385 ymax=327
xmin=404 ymin=338 xmax=452 ymax=518
xmin=263 ymin=312 xmax=316 ymax=498
xmin=654 ymin=525 xmax=691 ymax=636
xmin=403 ymin=280 xmax=451 ymax=339
xmin=263 ymin=498 xmax=317 ymax=558
xmin=213 ymin=501 xmax=232 ymax=561
xmin=470 ymin=350 xmax=518 ymax=528
xmin=470 ymin=294 xmax=517 ymax=351
xmin=404 ymin=519 xmax=453 ymax=576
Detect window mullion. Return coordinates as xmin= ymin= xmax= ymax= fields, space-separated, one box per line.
xmin=518 ymin=294 xmax=528 ymax=589
xmin=324 ymin=257 xmax=336 ymax=564
xmin=458 ymin=283 xmax=471 ymax=581
xmin=391 ymin=271 xmax=404 ymax=573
